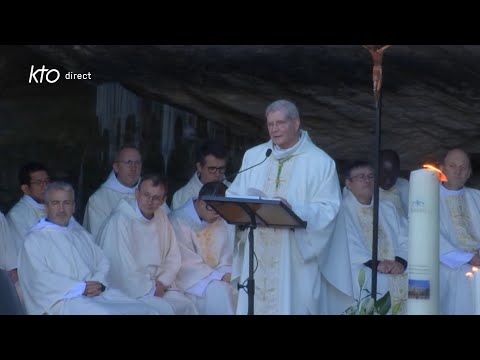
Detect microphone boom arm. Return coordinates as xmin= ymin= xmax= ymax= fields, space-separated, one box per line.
xmin=226 ymin=149 xmax=272 ymax=181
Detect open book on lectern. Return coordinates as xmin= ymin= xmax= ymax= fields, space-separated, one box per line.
xmin=201 ymin=194 xmax=307 ymax=229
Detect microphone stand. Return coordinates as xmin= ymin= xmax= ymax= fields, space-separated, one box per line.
xmin=236 ymin=202 xmax=257 ymax=315
xmin=225 ymin=149 xmax=272 ymax=182
xmin=225 ymin=148 xmax=271 ymax=315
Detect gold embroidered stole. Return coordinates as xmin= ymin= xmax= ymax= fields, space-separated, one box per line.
xmin=356 ymin=204 xmax=407 ymax=314
xmin=380 ymin=187 xmax=406 ymax=218
xmin=445 ymin=195 xmax=479 ymax=253
xmin=356 ymin=206 xmax=394 ymax=261
xmin=248 ymin=154 xmax=296 ymax=314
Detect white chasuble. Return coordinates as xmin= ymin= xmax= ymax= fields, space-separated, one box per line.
xmin=227 ymin=131 xmax=352 ymax=315
xmin=84 ymin=171 xmax=170 ymax=239
xmin=340 ymin=189 xmax=408 ymax=314
xmin=98 ymin=198 xmax=197 ymax=315
xmin=439 ymin=186 xmax=480 ymax=314
xmin=18 ymin=219 xmax=161 ymax=315
xmin=6 ymin=195 xmax=46 ymax=266
xmin=169 ymin=199 xmax=236 ymax=314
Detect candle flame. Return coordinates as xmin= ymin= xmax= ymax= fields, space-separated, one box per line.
xmin=466 ymin=272 xmax=474 ymax=278
xmin=473 ymin=267 xmax=479 ymax=272
xmin=423 ymin=164 xmax=448 ymax=182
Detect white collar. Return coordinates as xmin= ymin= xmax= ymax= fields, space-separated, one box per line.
xmin=32 ymin=217 xmax=76 ymax=231
xmin=344 ymin=187 xmax=373 ymax=208
xmin=102 ymin=170 xmax=138 ymax=194
xmin=195 ymin=171 xmax=203 ymax=185
xmin=185 ymin=198 xmax=207 ymax=226
xmin=272 ymin=129 xmax=306 ymax=160
xmin=440 ymin=183 xmax=465 ymax=196
xmin=135 ymin=200 xmax=153 ymax=221
xmin=23 ymin=194 xmax=46 ymax=210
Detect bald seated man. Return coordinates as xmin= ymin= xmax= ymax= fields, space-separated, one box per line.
xmin=84 ymin=144 xmax=170 ymax=239
xmin=438 ymin=148 xmax=480 ymax=314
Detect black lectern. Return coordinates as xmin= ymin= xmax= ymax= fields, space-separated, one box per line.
xmin=201 ymin=195 xmax=307 ymax=315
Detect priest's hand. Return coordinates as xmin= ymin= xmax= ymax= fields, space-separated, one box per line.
xmin=468 ymin=254 xmax=480 ymax=267
xmin=388 ymin=260 xmax=405 ymax=275
xmin=221 ymin=273 xmax=231 ymax=282
xmin=154 ymin=281 xmax=167 ymax=297
xmin=378 ymin=260 xmax=405 ymax=274
xmin=83 ymin=281 xmax=104 ymax=297
xmin=7 ymin=268 xmax=18 ymax=283
xmin=377 ymin=260 xmax=391 ymax=273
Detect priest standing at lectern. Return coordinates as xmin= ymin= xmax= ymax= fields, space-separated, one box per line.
xmin=227 ymin=99 xmax=353 ymax=315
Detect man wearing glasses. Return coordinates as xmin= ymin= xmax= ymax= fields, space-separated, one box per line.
xmin=171 ymin=140 xmax=230 ymax=211
xmin=340 ymin=160 xmax=408 ymax=314
xmin=84 ymin=144 xmax=169 ymax=240
xmin=98 ymin=174 xmax=197 ymax=315
xmin=227 ymin=99 xmax=351 ymax=315
xmin=169 ymin=181 xmax=237 ymax=314
xmin=18 ymin=181 xmax=163 ymax=315
xmin=6 ymin=162 xmax=51 ymax=297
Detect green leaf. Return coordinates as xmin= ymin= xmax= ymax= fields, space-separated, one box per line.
xmin=343 ymin=270 xmax=395 ymax=315
xmin=344 ymin=306 xmax=357 ymax=315
xmin=391 ymin=301 xmax=402 ymax=315
xmin=363 ymin=297 xmax=375 ymax=315
xmin=374 ymin=291 xmax=391 ymax=315
xmin=358 ymin=267 xmax=366 ymax=289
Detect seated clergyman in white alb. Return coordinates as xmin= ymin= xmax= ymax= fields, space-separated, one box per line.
xmin=18 ymin=181 xmax=162 ymax=315
xmin=83 ymin=144 xmax=169 ymax=239
xmin=379 ymin=149 xmax=410 ymax=218
xmin=6 ymin=162 xmax=52 ymax=302
xmin=340 ymin=160 xmax=408 ymax=314
xmin=98 ymin=174 xmax=197 ymax=315
xmin=6 ymin=162 xmax=51 ymax=272
xmin=171 ymin=140 xmax=230 ymax=211
xmin=438 ymin=148 xmax=480 ymax=315
xmin=0 ymin=211 xmax=17 ymax=284
xmin=169 ymin=181 xmax=237 ymax=315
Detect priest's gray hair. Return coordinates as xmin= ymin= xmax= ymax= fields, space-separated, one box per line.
xmin=265 ymin=99 xmax=300 ymax=121
xmin=44 ymin=181 xmax=75 ymax=202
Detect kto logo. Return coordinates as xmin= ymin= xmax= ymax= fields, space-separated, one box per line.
xmin=28 ymin=65 xmax=60 ymax=84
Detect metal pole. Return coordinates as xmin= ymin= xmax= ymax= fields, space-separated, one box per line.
xmin=236 ymin=202 xmax=257 ymax=315
xmin=363 ymin=45 xmax=390 ymax=301
xmin=371 ymin=92 xmax=382 ymax=301
xmin=247 ymin=225 xmax=255 ymax=315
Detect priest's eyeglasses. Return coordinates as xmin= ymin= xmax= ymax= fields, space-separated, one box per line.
xmin=140 ymin=192 xmax=163 ymax=203
xmin=207 ymin=166 xmax=226 ymax=174
xmin=30 ymin=178 xmax=50 ymax=186
xmin=349 ymin=173 xmax=374 ymax=182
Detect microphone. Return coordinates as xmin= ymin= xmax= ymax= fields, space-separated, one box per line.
xmin=225 ymin=148 xmax=272 ymax=181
